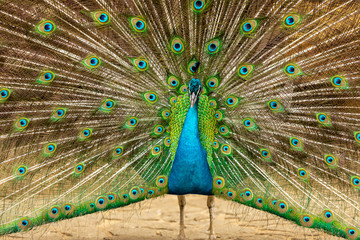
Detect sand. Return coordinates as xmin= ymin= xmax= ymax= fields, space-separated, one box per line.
xmin=3 ymin=195 xmax=342 ymax=240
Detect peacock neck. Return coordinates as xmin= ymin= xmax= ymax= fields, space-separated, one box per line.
xmin=168 ymin=101 xmax=213 ymax=195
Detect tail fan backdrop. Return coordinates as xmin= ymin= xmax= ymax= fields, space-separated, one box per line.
xmin=0 ymin=0 xmax=360 ymax=239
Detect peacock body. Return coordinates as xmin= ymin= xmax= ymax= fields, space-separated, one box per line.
xmin=0 ymin=0 xmax=360 ymax=239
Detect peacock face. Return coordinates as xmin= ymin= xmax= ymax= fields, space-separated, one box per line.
xmin=189 ymin=78 xmax=202 ymax=108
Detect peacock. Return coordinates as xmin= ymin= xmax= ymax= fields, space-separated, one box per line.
xmin=0 ymin=0 xmax=360 ymax=239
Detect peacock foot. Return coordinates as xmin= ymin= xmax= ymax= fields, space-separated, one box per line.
xmin=208 ymin=234 xmax=216 ymax=240
xmin=177 ymin=233 xmax=187 ymax=240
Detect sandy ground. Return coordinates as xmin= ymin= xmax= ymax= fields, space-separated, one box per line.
xmin=3 ymin=195 xmax=342 ymax=240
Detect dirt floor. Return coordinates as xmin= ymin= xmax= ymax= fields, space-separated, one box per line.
xmin=3 ymin=195 xmax=342 ymax=240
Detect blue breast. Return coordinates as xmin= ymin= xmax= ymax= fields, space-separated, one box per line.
xmin=168 ymin=102 xmax=213 ymax=195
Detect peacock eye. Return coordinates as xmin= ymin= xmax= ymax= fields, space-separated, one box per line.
xmin=167 ymin=75 xmax=180 ymax=89
xmin=206 ymin=76 xmax=220 ymax=90
xmin=14 ymin=118 xmax=29 ymax=131
xmin=125 ymin=117 xmax=139 ymax=129
xmin=100 ymin=99 xmax=116 ymax=112
xmin=132 ymin=58 xmax=149 ymax=71
xmin=324 ymin=154 xmax=337 ymax=168
xmin=143 ymin=91 xmax=158 ymax=104
xmin=74 ymin=163 xmax=85 ymax=174
xmin=92 ymin=11 xmax=111 ymax=25
xmin=16 ymin=166 xmax=27 ymax=176
xmin=206 ymin=38 xmax=221 ymax=54
xmin=221 ymin=144 xmax=232 ymax=155
xmin=330 ymin=75 xmax=348 ymax=89
xmin=130 ymin=17 xmax=147 ymax=32
xmin=351 ymin=176 xmax=360 ymax=188
xmin=237 ymin=64 xmax=254 ymax=80
xmin=57 ymin=109 xmax=64 ymax=116
xmin=83 ymin=55 xmax=101 ymax=69
xmin=151 ymin=145 xmax=162 ymax=156
xmin=267 ymin=99 xmax=284 ymax=113
xmin=240 ymin=19 xmax=259 ymax=35
xmin=187 ymin=59 xmax=200 ymax=74
xmin=297 ymin=168 xmax=309 ymax=180
xmin=283 ymin=13 xmax=302 ymax=27
xmin=192 ymin=0 xmax=206 ymax=12
xmin=316 ymin=113 xmax=332 ymax=126
xmin=37 ymin=71 xmax=55 ymax=84
xmin=43 ymin=143 xmax=57 ymax=156
xmin=0 ymin=88 xmax=10 ymax=101
xmin=36 ymin=20 xmax=56 ymax=35
xmin=283 ymin=63 xmax=302 ymax=77
xmin=78 ymin=128 xmax=92 ymax=140
xmin=225 ymin=95 xmax=240 ymax=108
xmin=171 ymin=37 xmax=185 ymax=54
xmin=290 ymin=137 xmax=303 ymax=151
xmin=152 ymin=125 xmax=165 ymax=136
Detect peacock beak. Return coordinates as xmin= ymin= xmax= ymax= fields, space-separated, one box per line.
xmin=190 ymin=87 xmax=201 ymax=108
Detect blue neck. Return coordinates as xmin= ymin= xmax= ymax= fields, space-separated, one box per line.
xmin=168 ymin=101 xmax=213 ymax=195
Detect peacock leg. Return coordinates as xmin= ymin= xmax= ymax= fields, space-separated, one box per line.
xmin=207 ymin=195 xmax=216 ymax=240
xmin=177 ymin=195 xmax=187 ymax=240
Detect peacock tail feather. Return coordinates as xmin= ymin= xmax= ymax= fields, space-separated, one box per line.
xmin=0 ymin=0 xmax=360 ymax=239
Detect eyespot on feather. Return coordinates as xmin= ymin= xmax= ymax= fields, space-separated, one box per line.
xmin=43 ymin=143 xmax=57 ymax=157
xmin=48 ymin=206 xmax=61 ymax=219
xmin=130 ymin=17 xmax=147 ymax=32
xmin=83 ymin=55 xmax=101 ymax=69
xmin=62 ymin=203 xmax=75 ymax=215
xmin=346 ymin=228 xmax=359 ymax=240
xmin=0 ymin=88 xmax=11 ymax=102
xmin=191 ymin=0 xmax=207 ymax=12
xmin=276 ymin=200 xmax=288 ymax=214
xmin=37 ymin=71 xmax=55 ymax=84
xmin=92 ymin=11 xmax=111 ymax=25
xmin=52 ymin=108 xmax=66 ymax=121
xmin=171 ymin=37 xmax=185 ymax=54
xmin=156 ymin=175 xmax=168 ymax=188
xmin=297 ymin=168 xmax=310 ymax=181
xmin=95 ymin=196 xmax=108 ymax=209
xmin=283 ymin=63 xmax=302 ymax=77
xmin=36 ymin=20 xmax=56 ymax=35
xmin=167 ymin=75 xmax=180 ymax=89
xmin=220 ymin=144 xmax=232 ymax=155
xmin=206 ymin=38 xmax=221 ymax=54
xmin=283 ymin=13 xmax=302 ymax=28
xmin=18 ymin=217 xmax=32 ymax=231
xmin=290 ymin=137 xmax=303 ymax=151
xmin=14 ymin=165 xmax=28 ymax=178
xmin=132 ymin=58 xmax=149 ymax=71
xmin=260 ymin=148 xmax=272 ymax=162
xmin=321 ymin=209 xmax=334 ymax=223
xmin=78 ymin=128 xmax=92 ymax=140
xmin=14 ymin=118 xmax=29 ymax=131
xmin=240 ymin=19 xmax=259 ymax=35
xmin=112 ymin=146 xmax=124 ymax=159
xmin=225 ymin=95 xmax=240 ymax=108
xmin=74 ymin=163 xmax=85 ymax=174
xmin=124 ymin=117 xmax=139 ymax=129
xmin=151 ymin=145 xmax=162 ymax=156
xmin=237 ymin=64 xmax=254 ymax=80
xmin=213 ymin=176 xmax=225 ymax=190
xmin=267 ymin=99 xmax=284 ymax=113
xmin=330 ymin=75 xmax=348 ymax=89
xmin=299 ymin=214 xmax=314 ymax=227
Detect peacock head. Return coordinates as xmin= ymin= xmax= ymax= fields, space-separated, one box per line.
xmin=189 ymin=78 xmax=202 ymax=108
